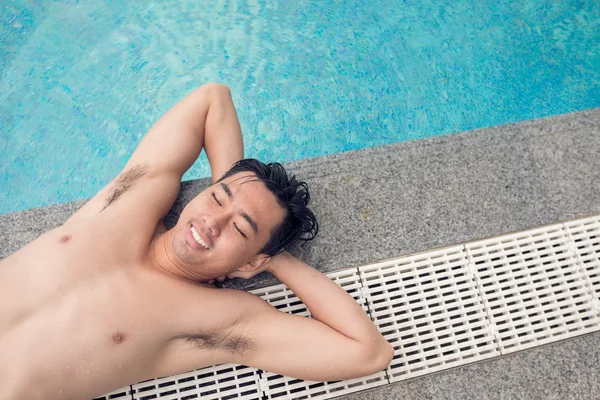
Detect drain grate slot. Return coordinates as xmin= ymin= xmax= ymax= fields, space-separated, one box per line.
xmin=131 ymin=365 xmax=261 ymax=400
xmin=466 ymin=223 xmax=600 ymax=354
xmin=359 ymin=246 xmax=500 ymax=383
xmin=564 ymin=215 xmax=600 ymax=304
xmin=94 ymin=386 xmax=132 ymax=400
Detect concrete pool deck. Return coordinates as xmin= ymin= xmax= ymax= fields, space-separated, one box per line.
xmin=1 ymin=107 xmax=599 ymax=399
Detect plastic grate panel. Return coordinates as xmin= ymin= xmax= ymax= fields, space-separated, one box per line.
xmin=359 ymin=246 xmax=500 ymax=383
xmin=257 ymin=373 xmax=387 ymax=400
xmin=466 ymin=223 xmax=600 ymax=354
xmin=251 ymin=268 xmax=388 ymax=400
xmin=131 ymin=364 xmax=261 ymax=400
xmin=564 ymin=216 xmax=600 ymax=304
xmin=94 ymin=386 xmax=132 ymax=400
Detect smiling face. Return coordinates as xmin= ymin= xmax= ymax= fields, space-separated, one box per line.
xmin=171 ymin=172 xmax=286 ymax=279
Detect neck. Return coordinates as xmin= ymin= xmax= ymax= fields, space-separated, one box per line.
xmin=149 ymin=229 xmax=211 ymax=283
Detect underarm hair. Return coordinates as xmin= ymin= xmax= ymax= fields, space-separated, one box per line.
xmin=101 ymin=163 xmax=149 ymax=211
xmin=176 ymin=329 xmax=254 ymax=355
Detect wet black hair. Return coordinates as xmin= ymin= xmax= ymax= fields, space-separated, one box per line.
xmin=216 ymin=159 xmax=318 ymax=256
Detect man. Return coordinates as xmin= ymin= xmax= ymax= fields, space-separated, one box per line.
xmin=0 ymin=83 xmax=394 ymax=399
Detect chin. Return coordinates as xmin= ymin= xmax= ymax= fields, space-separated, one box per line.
xmin=171 ymin=235 xmax=197 ymax=264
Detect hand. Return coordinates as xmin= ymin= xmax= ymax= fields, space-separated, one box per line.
xmin=226 ymin=251 xmax=294 ymax=280
xmin=207 ymin=263 xmax=270 ymax=284
xmin=207 ymin=275 xmax=228 ymax=285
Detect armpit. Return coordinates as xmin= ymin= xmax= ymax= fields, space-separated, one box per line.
xmin=176 ymin=330 xmax=254 ymax=355
xmin=101 ymin=163 xmax=149 ymax=211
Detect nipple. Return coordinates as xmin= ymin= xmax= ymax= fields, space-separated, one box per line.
xmin=112 ymin=332 xmax=127 ymax=344
xmin=60 ymin=235 xmax=72 ymax=244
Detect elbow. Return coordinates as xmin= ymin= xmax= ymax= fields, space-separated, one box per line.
xmin=362 ymin=341 xmax=395 ymax=375
xmin=200 ymin=82 xmax=231 ymax=97
xmin=375 ymin=341 xmax=395 ymax=370
xmin=198 ymin=83 xmax=234 ymax=110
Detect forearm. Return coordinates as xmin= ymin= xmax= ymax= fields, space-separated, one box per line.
xmin=203 ymin=84 xmax=244 ymax=182
xmin=272 ymin=255 xmax=388 ymax=350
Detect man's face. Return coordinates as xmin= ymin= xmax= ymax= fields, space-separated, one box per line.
xmin=172 ymin=172 xmax=286 ymax=279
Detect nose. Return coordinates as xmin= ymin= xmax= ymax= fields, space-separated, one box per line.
xmin=202 ymin=212 xmax=224 ymax=237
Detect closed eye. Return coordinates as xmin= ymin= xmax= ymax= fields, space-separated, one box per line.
xmin=212 ymin=192 xmax=246 ymax=238
xmin=211 ymin=192 xmax=222 ymax=207
xmin=234 ymin=223 xmax=248 ymax=239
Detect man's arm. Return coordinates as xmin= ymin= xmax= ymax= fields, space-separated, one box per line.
xmin=141 ymin=83 xmax=243 ymax=183
xmin=230 ymin=254 xmax=394 ymax=381
xmin=66 ymin=83 xmax=242 ymax=223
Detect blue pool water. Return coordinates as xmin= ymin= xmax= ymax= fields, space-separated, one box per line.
xmin=1 ymin=0 xmax=598 ymax=214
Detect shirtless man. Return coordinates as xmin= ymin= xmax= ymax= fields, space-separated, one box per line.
xmin=0 ymin=83 xmax=394 ymax=399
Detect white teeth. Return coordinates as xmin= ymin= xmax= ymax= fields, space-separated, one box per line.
xmin=191 ymin=226 xmax=210 ymax=249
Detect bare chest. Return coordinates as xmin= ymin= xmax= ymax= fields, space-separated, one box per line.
xmin=0 ymin=219 xmax=178 ymax=398
xmin=0 ymin=218 xmax=151 ymax=322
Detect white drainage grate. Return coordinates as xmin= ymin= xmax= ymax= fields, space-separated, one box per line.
xmin=359 ymin=245 xmax=500 ymax=383
xmin=564 ymin=215 xmax=600 ymax=303
xmin=94 ymin=386 xmax=132 ymax=400
xmin=250 ymin=268 xmax=388 ymax=400
xmin=131 ymin=365 xmax=261 ymax=400
xmin=466 ymin=223 xmax=600 ymax=354
xmin=256 ymin=373 xmax=387 ymax=400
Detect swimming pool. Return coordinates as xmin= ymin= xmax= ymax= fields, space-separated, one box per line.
xmin=1 ymin=0 xmax=598 ymax=214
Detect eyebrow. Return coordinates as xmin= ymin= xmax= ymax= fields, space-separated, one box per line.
xmin=220 ymin=183 xmax=259 ymax=235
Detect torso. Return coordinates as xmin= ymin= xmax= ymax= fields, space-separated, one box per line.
xmin=0 ymin=207 xmax=229 ymax=399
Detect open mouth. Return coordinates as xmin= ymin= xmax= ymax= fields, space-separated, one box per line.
xmin=186 ymin=224 xmax=210 ymax=250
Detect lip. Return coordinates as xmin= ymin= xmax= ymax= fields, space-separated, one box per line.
xmin=186 ymin=223 xmax=211 ymax=251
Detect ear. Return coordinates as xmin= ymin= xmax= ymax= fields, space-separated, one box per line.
xmin=238 ymin=253 xmax=271 ymax=272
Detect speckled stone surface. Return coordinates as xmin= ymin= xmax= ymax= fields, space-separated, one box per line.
xmin=340 ymin=332 xmax=600 ymax=400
